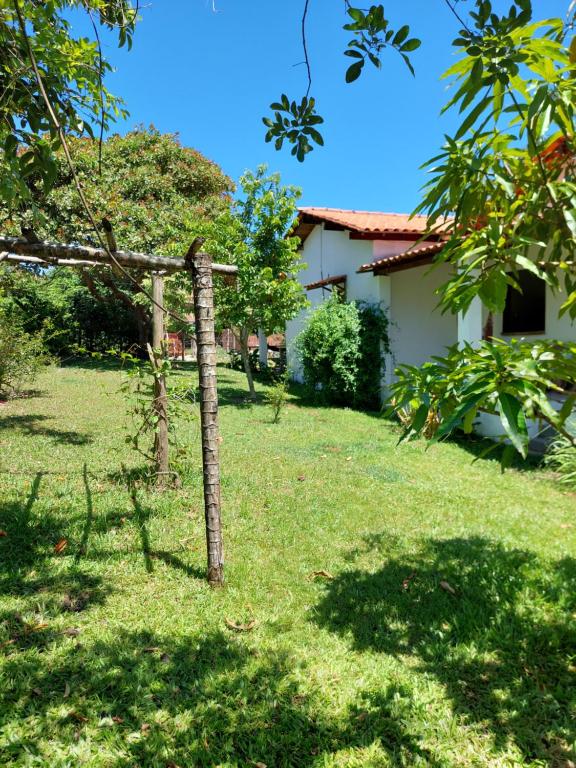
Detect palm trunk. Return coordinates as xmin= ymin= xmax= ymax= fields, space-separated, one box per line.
xmin=187 ymin=242 xmax=224 ymax=586
xmin=240 ymin=326 xmax=257 ymax=399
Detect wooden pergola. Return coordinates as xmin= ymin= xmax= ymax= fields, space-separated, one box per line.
xmin=1 ymin=234 xmax=237 ymax=586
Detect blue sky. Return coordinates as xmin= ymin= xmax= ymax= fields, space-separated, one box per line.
xmin=74 ymin=0 xmax=568 ymax=213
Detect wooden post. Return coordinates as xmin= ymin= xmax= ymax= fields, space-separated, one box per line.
xmin=186 ymin=241 xmax=224 ymax=586
xmin=151 ymin=273 xmax=170 ymax=486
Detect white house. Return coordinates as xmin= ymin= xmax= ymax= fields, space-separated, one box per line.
xmin=287 ymin=206 xmax=576 ymax=441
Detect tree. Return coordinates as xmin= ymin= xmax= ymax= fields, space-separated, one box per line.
xmin=0 ymin=127 xmax=233 ymax=351
xmin=389 ymin=0 xmax=576 ymax=460
xmin=0 ymin=0 xmax=137 ymax=210
xmin=205 ymin=167 xmax=307 ymax=399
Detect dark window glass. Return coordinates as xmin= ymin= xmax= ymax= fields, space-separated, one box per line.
xmin=502 ymin=270 xmax=545 ymax=334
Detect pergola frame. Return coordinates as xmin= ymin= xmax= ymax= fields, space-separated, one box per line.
xmin=2 ymin=235 xmax=236 ymax=586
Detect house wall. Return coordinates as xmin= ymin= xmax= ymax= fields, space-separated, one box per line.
xmin=286 ymin=225 xmax=383 ymax=377
xmin=388 ymin=262 xmax=458 ymax=371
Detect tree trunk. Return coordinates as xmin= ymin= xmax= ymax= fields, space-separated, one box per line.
xmin=187 ymin=243 xmax=224 ymax=586
xmin=240 ymin=326 xmax=257 ymax=400
xmin=151 ymin=274 xmax=170 ymax=487
xmin=258 ymin=327 xmax=268 ymax=370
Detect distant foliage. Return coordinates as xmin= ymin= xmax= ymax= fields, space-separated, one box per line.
xmin=297 ymin=298 xmax=361 ymax=405
xmin=0 ymin=310 xmax=50 ymax=397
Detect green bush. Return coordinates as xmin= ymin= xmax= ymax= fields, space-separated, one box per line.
xmin=296 ymin=298 xmax=361 ymax=405
xmin=0 ymin=311 xmax=51 ymax=397
xmin=296 ymin=298 xmax=391 ymax=408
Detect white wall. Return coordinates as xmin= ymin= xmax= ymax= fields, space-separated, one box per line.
xmin=286 ymin=225 xmax=383 ymax=377
xmin=389 ymin=262 xmax=458 ymax=371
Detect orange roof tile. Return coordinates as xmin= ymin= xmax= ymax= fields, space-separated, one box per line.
xmin=358 ymin=241 xmax=445 ymax=274
xmin=294 ymin=208 xmax=452 ymax=244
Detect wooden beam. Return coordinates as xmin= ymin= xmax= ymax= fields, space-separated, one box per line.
xmin=373 ymin=255 xmax=435 ymax=275
xmin=0 ymin=237 xmax=238 ymax=276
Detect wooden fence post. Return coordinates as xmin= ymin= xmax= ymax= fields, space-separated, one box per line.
xmin=151 ymin=273 xmax=170 ymax=486
xmin=186 ymin=241 xmax=224 ymax=586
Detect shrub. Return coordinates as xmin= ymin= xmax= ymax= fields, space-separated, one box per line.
xmin=265 ymin=372 xmax=290 ymax=423
xmin=296 ymin=298 xmax=361 ymax=405
xmin=296 ymin=298 xmax=391 ymax=408
xmin=356 ymin=302 xmax=391 ymax=410
xmin=0 ymin=311 xmax=51 ymax=397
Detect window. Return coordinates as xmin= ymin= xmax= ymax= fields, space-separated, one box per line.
xmin=502 ymin=269 xmax=546 ymax=334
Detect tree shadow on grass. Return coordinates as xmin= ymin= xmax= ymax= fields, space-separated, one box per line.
xmin=0 ymin=627 xmax=448 ymax=767
xmin=314 ymin=535 xmax=576 ymax=766
xmin=0 ymin=414 xmax=93 ymax=445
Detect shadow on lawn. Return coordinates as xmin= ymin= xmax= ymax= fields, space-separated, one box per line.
xmin=0 ymin=627 xmax=448 ymax=767
xmin=0 ymin=414 xmax=93 ymax=445
xmin=314 ymin=535 xmax=576 ymax=766
xmin=0 ymin=472 xmax=109 ymax=611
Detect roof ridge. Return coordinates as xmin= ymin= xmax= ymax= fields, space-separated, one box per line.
xmin=299 ymin=206 xmax=428 ymax=218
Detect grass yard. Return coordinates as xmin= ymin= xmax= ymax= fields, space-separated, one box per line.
xmin=0 ymin=362 xmax=575 ymax=768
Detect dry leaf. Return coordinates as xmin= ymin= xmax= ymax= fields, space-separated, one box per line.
xmin=26 ymin=622 xmax=48 ymax=633
xmin=225 ymin=618 xmax=257 ymax=632
xmin=0 ymin=530 xmax=7 ymax=537
xmin=143 ymin=646 xmax=160 ymax=653
xmin=297 ymin=475 xmax=306 ymax=481
xmin=63 ymin=682 xmax=71 ymax=699
xmin=402 ymin=572 xmax=416 ymax=591
xmin=62 ymin=627 xmax=81 ymax=637
xmin=112 ymin=716 xmax=124 ymax=724
xmin=560 ymin=523 xmax=573 ymax=529
xmin=32 ymin=687 xmax=42 ymax=697
xmin=140 ymin=723 xmax=151 ymax=733
xmin=255 ymin=763 xmax=267 ymax=768
xmin=440 ymin=580 xmax=456 ymax=595
xmin=346 ymin=456 xmax=352 ymax=461
xmin=311 ymin=570 xmax=334 ymax=580
xmin=68 ymin=710 xmax=88 ymax=723
xmin=54 ymin=538 xmax=68 ymax=554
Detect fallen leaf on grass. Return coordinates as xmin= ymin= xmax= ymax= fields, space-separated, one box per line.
xmin=54 ymin=538 xmax=68 ymax=554
xmin=112 ymin=716 xmax=124 ymax=724
xmin=225 ymin=618 xmax=257 ymax=632
xmin=25 ymin=622 xmax=48 ymax=633
xmin=402 ymin=572 xmax=416 ymax=591
xmin=297 ymin=475 xmax=306 ymax=482
xmin=310 ymin=570 xmax=334 ymax=581
xmin=0 ymin=530 xmax=7 ymax=537
xmin=140 ymin=723 xmax=151 ymax=733
xmin=32 ymin=687 xmax=42 ymax=697
xmin=143 ymin=646 xmax=161 ymax=653
xmin=62 ymin=627 xmax=81 ymax=637
xmin=560 ymin=523 xmax=573 ymax=529
xmin=67 ymin=710 xmax=88 ymax=723
xmin=63 ymin=682 xmax=71 ymax=699
xmin=346 ymin=456 xmax=352 ymax=461
xmin=440 ymin=580 xmax=456 ymax=595
xmin=255 ymin=763 xmax=267 ymax=768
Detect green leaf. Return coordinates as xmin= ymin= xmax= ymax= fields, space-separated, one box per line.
xmin=346 ymin=60 xmax=364 ymax=83
xmin=498 ymin=393 xmax=529 ymax=458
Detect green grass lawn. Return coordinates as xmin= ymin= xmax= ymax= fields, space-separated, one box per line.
xmin=0 ymin=362 xmax=575 ymax=768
